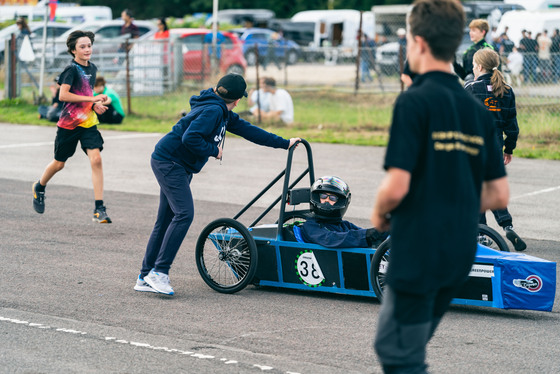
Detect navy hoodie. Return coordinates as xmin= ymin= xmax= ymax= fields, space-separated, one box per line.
xmin=152 ymin=88 xmax=290 ymax=174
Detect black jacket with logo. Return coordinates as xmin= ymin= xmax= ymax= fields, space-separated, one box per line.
xmin=464 ymin=73 xmax=519 ymax=154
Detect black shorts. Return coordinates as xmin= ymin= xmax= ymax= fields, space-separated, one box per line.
xmin=54 ymin=125 xmax=104 ymax=162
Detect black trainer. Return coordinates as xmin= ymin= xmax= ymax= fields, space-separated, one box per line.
xmin=93 ymin=205 xmax=112 ymax=224
xmin=32 ymin=182 xmax=45 ymax=214
xmin=504 ymin=226 xmax=527 ymax=251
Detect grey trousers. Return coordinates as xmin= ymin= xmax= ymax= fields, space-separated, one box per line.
xmin=374 ymin=286 xmax=456 ymax=374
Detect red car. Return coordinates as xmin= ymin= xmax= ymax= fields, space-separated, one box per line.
xmin=170 ymin=28 xmax=247 ymax=80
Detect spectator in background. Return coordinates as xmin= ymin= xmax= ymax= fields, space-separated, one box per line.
xmin=264 ymin=31 xmax=282 ymax=70
xmin=15 ymin=17 xmax=31 ymax=41
xmin=453 ymin=19 xmax=494 ymax=80
xmin=114 ymin=9 xmax=139 ymax=64
xmin=507 ymin=47 xmax=524 ymax=86
xmin=38 ymin=76 xmax=62 ymax=122
xmin=522 ymin=31 xmax=538 ymax=83
xmin=155 ymin=17 xmax=169 ymax=39
xmin=499 ymin=33 xmax=514 ymax=55
xmin=120 ymin=9 xmax=139 ymax=50
xmin=538 ymin=30 xmax=552 ymax=83
xmin=551 ymin=28 xmax=560 ymax=82
xmin=93 ymin=77 xmax=125 ymax=124
xmin=203 ymin=23 xmax=225 ymax=73
xmin=255 ymin=77 xmax=294 ymax=125
xmin=155 ymin=17 xmax=170 ymax=67
xmin=248 ymin=77 xmax=271 ymax=115
xmin=360 ymin=32 xmax=376 ymax=83
xmin=242 ymin=16 xmax=254 ymax=29
xmin=397 ymin=27 xmax=407 ymax=70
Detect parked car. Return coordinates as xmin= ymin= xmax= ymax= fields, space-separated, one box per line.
xmin=375 ymin=30 xmax=471 ymax=75
xmin=0 ymin=22 xmax=73 ymax=64
xmin=170 ymin=28 xmax=247 ymax=80
xmin=229 ymin=27 xmax=301 ymax=66
xmin=205 ymin=9 xmax=275 ymax=28
xmin=49 ymin=20 xmax=157 ymax=67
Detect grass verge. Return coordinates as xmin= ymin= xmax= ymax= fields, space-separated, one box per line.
xmin=1 ymin=88 xmax=559 ymax=160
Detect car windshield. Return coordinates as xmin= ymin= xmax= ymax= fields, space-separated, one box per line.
xmin=58 ymin=24 xmax=102 ymax=40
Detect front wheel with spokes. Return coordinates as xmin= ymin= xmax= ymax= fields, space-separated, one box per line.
xmin=195 ymin=218 xmax=258 ymax=294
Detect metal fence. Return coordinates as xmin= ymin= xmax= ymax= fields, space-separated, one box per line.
xmin=3 ymin=33 xmax=560 ymax=118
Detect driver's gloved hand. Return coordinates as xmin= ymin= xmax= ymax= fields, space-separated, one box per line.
xmin=366 ymin=228 xmax=389 ymax=247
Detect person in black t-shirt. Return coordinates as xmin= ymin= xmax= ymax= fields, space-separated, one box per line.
xmin=370 ymin=1 xmax=509 ymax=373
xmin=114 ymin=9 xmax=140 ymax=64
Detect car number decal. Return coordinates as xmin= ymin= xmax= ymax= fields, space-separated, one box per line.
xmin=295 ymin=250 xmax=325 ymax=287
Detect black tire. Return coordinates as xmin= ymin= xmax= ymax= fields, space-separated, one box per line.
xmin=245 ymin=49 xmax=257 ymax=66
xmin=226 ymin=64 xmax=245 ymax=76
xmin=278 ymin=210 xmax=310 ymax=225
xmin=195 ymin=218 xmax=258 ymax=294
xmin=286 ymin=49 xmax=298 ymax=65
xmin=370 ymin=238 xmax=391 ymax=302
xmin=478 ymin=223 xmax=510 ymax=252
xmin=371 ymin=225 xmax=509 ymax=302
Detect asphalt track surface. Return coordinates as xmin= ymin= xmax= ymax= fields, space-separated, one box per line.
xmin=1 ymin=123 xmax=559 ymax=373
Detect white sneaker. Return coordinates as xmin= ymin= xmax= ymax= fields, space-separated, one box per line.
xmin=144 ymin=269 xmax=174 ymax=295
xmin=134 ymin=275 xmax=157 ymax=293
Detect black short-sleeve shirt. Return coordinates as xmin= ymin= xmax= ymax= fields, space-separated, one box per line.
xmin=384 ymin=71 xmax=506 ymax=294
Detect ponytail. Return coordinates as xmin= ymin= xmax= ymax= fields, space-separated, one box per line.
xmin=490 ymin=68 xmax=508 ymax=98
xmin=473 ymin=48 xmax=510 ymax=98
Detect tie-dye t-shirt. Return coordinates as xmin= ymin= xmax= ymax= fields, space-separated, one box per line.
xmin=57 ymin=60 xmax=99 ymax=130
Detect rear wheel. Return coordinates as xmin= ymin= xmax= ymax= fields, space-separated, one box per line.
xmin=477 ymin=224 xmax=510 ymax=252
xmin=371 ymin=225 xmax=509 ymax=302
xmin=370 ymin=238 xmax=391 ymax=302
xmin=195 ymin=218 xmax=258 ymax=294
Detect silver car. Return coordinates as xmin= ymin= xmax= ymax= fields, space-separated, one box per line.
xmin=0 ymin=22 xmax=73 ymax=64
xmin=48 ymin=19 xmax=157 ymax=68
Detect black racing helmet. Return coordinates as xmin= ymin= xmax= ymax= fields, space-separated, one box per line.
xmin=310 ymin=176 xmax=351 ymax=220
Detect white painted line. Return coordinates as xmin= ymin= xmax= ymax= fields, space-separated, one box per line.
xmin=103 ymin=133 xmax=161 ymax=141
xmin=511 ymin=185 xmax=560 ymax=201
xmin=0 ymin=141 xmax=54 ymax=149
xmin=1 ymin=314 xmax=301 ymax=373
xmin=0 ymin=133 xmax=160 ymax=150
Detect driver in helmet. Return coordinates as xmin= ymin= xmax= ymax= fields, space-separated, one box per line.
xmin=301 ymin=176 xmax=387 ymax=248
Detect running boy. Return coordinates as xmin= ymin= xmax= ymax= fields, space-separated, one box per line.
xmin=465 ymin=48 xmax=527 ymax=251
xmin=135 ymin=73 xmax=300 ymax=296
xmin=32 ymin=30 xmax=112 ymax=223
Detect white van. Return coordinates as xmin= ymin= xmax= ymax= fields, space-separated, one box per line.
xmin=497 ymin=9 xmax=560 ymax=46
xmin=0 ymin=0 xmax=112 ymax=24
xmin=291 ymin=9 xmax=374 ymax=49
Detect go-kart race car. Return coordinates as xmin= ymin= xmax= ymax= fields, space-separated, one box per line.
xmin=195 ymin=140 xmax=556 ymax=312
